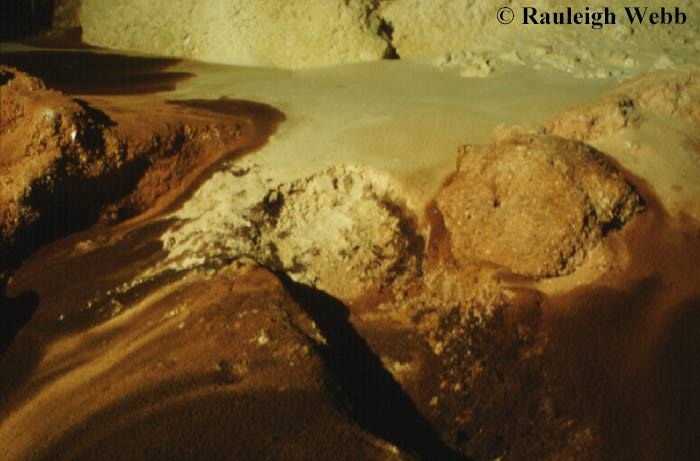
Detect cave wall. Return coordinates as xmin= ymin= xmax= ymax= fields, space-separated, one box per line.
xmin=53 ymin=0 xmax=700 ymax=72
xmin=78 ymin=0 xmax=390 ymax=68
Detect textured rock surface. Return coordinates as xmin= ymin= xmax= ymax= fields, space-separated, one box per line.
xmin=1 ymin=65 xmax=120 ymax=280
xmin=436 ymin=132 xmax=643 ymax=277
xmin=79 ymin=0 xmax=390 ymax=69
xmin=69 ymin=0 xmax=700 ymax=74
xmin=546 ymin=68 xmax=700 ymax=219
xmin=0 ymin=66 xmax=277 ymax=287
xmin=548 ymin=68 xmax=700 ymax=141
xmin=160 ymin=164 xmax=421 ymax=301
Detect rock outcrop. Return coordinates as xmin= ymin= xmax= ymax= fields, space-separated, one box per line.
xmin=66 ymin=0 xmax=700 ymax=75
xmin=548 ymin=68 xmax=700 ymax=141
xmin=79 ymin=0 xmax=391 ymax=69
xmin=436 ymin=132 xmax=643 ymax=277
xmin=160 ymin=164 xmax=421 ymax=301
xmin=0 ymin=66 xmax=278 ymax=287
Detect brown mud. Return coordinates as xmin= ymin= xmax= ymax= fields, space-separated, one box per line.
xmin=372 ymin=162 xmax=699 ymax=460
xmin=1 ymin=57 xmax=698 ymax=460
xmin=0 ymin=65 xmax=285 ymax=412
xmin=2 ymin=266 xmax=398 ymax=461
xmin=2 ymin=143 xmax=698 ymax=460
xmin=540 ymin=175 xmax=700 ymax=460
xmin=1 ymin=64 xmax=284 ymax=276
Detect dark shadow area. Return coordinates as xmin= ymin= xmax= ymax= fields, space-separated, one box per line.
xmin=378 ymin=18 xmax=400 ymax=60
xmin=0 ymin=290 xmax=38 ymax=354
xmin=23 ymin=27 xmax=94 ymax=49
xmin=276 ymin=271 xmax=469 ymax=461
xmin=0 ymin=51 xmax=192 ymax=95
xmin=166 ymin=97 xmax=285 ymax=121
xmin=0 ymin=0 xmax=53 ymax=40
xmin=650 ymin=296 xmax=700 ymax=461
xmin=544 ymin=276 xmax=700 ymax=460
xmin=0 ymin=65 xmax=13 ymax=84
xmin=73 ymin=98 xmax=117 ymax=128
xmin=0 ymin=327 xmax=44 ymax=421
xmin=545 ymin=278 xmax=663 ymax=460
xmin=39 ymin=377 xmax=390 ymax=461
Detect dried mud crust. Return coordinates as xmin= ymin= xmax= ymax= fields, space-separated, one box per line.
xmin=161 ymin=164 xmax=423 ymax=301
xmin=548 ymin=68 xmax=700 ymax=141
xmin=435 ymin=132 xmax=644 ymax=277
xmin=0 ymin=66 xmax=280 ymax=285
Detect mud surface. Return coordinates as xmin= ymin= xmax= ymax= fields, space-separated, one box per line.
xmin=1 ymin=54 xmax=699 ymax=461
xmin=541 ymin=184 xmax=700 ymax=461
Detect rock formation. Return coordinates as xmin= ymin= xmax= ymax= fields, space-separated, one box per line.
xmin=1 ymin=5 xmax=700 ymax=460
xmin=0 ymin=65 xmax=280 ymax=288
xmin=65 ymin=0 xmax=700 ymax=75
xmin=436 ymin=132 xmax=643 ymax=277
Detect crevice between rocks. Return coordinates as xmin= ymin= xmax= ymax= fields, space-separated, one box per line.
xmin=274 ymin=270 xmax=468 ymax=461
xmin=357 ymin=0 xmax=400 ymax=60
xmin=378 ymin=17 xmax=400 ymax=60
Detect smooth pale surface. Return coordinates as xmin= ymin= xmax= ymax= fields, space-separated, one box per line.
xmin=167 ymin=58 xmax=618 ymax=210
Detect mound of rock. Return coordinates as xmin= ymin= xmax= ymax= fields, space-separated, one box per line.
xmin=435 ymin=132 xmax=643 ymax=277
xmin=261 ymin=165 xmax=420 ymax=299
xmin=0 ymin=66 xmax=254 ymax=286
xmin=1 ymin=65 xmax=119 ymax=281
xmin=548 ymin=68 xmax=700 ymax=141
xmin=161 ymin=164 xmax=421 ymax=301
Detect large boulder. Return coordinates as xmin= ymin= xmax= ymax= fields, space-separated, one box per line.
xmin=436 ymin=132 xmax=643 ymax=277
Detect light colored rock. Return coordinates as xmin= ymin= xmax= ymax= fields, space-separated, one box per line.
xmin=79 ymin=0 xmax=390 ymax=69
xmin=64 ymin=0 xmax=700 ymax=74
xmin=382 ymin=0 xmax=700 ymax=77
xmin=159 ymin=162 xmax=421 ymax=300
xmin=548 ymin=68 xmax=700 ymax=141
xmin=55 ymin=0 xmax=700 ymax=73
